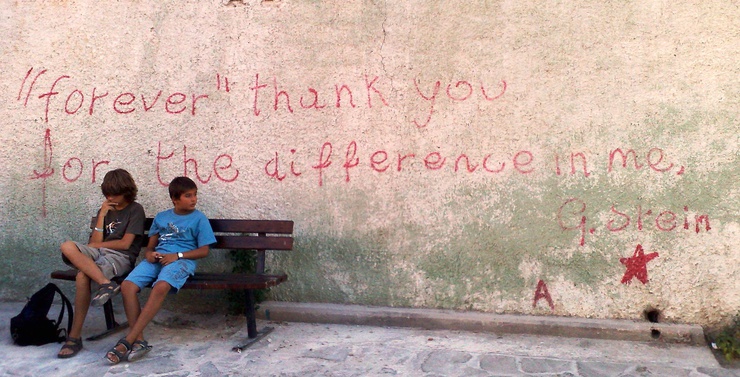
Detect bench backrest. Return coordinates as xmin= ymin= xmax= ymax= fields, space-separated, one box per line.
xmin=90 ymin=217 xmax=294 ymax=274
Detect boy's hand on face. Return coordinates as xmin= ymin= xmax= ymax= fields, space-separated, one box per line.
xmin=100 ymin=199 xmax=118 ymax=217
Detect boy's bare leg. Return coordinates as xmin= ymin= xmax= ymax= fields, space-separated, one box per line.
xmin=108 ymin=282 xmax=169 ymax=360
xmin=58 ymin=272 xmax=91 ymax=357
xmin=61 ymin=241 xmax=111 ymax=285
xmin=124 ymin=281 xmax=171 ymax=344
xmin=70 ymin=272 xmax=92 ymax=337
xmin=120 ymin=281 xmax=142 ymax=337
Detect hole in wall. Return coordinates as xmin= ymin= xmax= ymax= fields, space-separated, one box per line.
xmin=651 ymin=329 xmax=661 ymax=339
xmin=644 ymin=308 xmax=661 ymax=323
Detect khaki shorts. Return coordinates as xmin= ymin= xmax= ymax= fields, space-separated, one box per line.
xmin=62 ymin=242 xmax=133 ymax=280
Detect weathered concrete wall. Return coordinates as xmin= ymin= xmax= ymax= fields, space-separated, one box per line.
xmin=1 ymin=0 xmax=737 ymax=326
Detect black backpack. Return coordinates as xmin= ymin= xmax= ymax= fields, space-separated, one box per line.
xmin=10 ymin=283 xmax=73 ymax=346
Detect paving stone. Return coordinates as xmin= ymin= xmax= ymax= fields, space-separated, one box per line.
xmin=198 ymin=361 xmax=222 ymax=377
xmin=520 ymin=357 xmax=575 ymax=374
xmin=126 ymin=354 xmax=184 ymax=375
xmin=618 ymin=365 xmax=654 ymax=377
xmin=479 ymin=354 xmax=520 ymax=374
xmin=186 ymin=343 xmax=211 ymax=357
xmin=421 ymin=350 xmax=474 ymax=375
xmin=304 ymin=345 xmax=351 ymax=362
xmin=642 ymin=365 xmax=692 ymax=377
xmin=696 ymin=368 xmax=740 ymax=377
xmin=460 ymin=366 xmax=491 ymax=376
xmin=578 ymin=361 xmax=630 ymax=377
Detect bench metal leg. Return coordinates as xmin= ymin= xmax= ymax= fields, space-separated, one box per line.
xmin=246 ymin=290 xmax=257 ymax=338
xmin=232 ymin=290 xmax=271 ymax=352
xmin=85 ymin=300 xmax=128 ymax=341
xmin=232 ymin=326 xmax=274 ymax=353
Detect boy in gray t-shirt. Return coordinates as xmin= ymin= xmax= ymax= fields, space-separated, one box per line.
xmin=57 ymin=169 xmax=146 ymax=359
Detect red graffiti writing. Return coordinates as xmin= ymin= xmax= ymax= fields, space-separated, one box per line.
xmin=17 ymin=68 xmax=209 ymax=123
xmin=249 ymin=73 xmax=390 ymax=116
xmin=558 ymin=198 xmax=711 ymax=246
xmin=412 ymin=79 xmax=506 ymax=128
xmin=553 ymin=148 xmax=685 ymax=177
xmin=607 ymin=148 xmax=684 ymax=175
xmin=532 ymin=279 xmax=554 ymax=310
xmin=620 ymin=244 xmax=659 ymax=284
xmin=155 ymin=142 xmax=240 ymax=186
xmin=27 ymin=129 xmax=242 ymax=216
xmin=29 ymin=129 xmax=110 ymax=216
xmin=264 ymin=141 xmax=534 ymax=186
xmin=30 ymin=129 xmax=54 ymax=217
xmin=17 ymin=68 xmax=508 ymax=130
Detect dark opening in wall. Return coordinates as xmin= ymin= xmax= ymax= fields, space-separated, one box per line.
xmin=644 ymin=308 xmax=662 ymax=339
xmin=644 ymin=308 xmax=661 ymax=323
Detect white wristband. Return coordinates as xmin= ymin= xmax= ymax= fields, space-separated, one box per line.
xmin=94 ymin=227 xmax=104 ymax=232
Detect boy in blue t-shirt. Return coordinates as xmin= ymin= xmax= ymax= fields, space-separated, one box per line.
xmin=105 ymin=177 xmax=216 ymax=364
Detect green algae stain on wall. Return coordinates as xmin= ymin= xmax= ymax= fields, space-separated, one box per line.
xmin=409 ymin=177 xmax=618 ymax=309
xmin=0 ymin=175 xmax=103 ymax=297
xmin=272 ymin=230 xmax=414 ymax=306
xmin=270 ymin=108 xmax=738 ymax=314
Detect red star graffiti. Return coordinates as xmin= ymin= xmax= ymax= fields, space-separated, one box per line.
xmin=620 ymin=244 xmax=659 ymax=284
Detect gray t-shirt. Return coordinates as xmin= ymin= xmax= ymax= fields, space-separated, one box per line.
xmin=96 ymin=201 xmax=146 ymax=264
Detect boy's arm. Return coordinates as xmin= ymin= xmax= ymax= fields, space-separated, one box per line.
xmin=179 ymin=245 xmax=210 ymax=260
xmin=88 ymin=233 xmax=137 ymax=250
xmin=143 ymin=234 xmax=160 ymax=263
xmin=157 ymin=244 xmax=210 ymax=266
xmin=88 ymin=202 xmax=145 ymax=250
xmin=87 ymin=199 xmax=120 ymax=244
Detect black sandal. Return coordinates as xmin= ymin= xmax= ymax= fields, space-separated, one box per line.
xmin=57 ymin=337 xmax=83 ymax=359
xmin=128 ymin=339 xmax=152 ymax=362
xmin=105 ymin=337 xmax=132 ymax=364
xmin=91 ymin=281 xmax=120 ymax=307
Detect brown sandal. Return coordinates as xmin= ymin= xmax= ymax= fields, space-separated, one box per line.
xmin=91 ymin=281 xmax=120 ymax=307
xmin=57 ymin=337 xmax=83 ymax=359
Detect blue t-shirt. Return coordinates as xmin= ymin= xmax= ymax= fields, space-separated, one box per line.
xmin=149 ymin=209 xmax=216 ymax=255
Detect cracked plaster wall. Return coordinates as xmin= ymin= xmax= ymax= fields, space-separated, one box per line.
xmin=0 ymin=0 xmax=738 ymax=326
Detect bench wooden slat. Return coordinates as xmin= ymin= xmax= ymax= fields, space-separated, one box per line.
xmin=214 ymin=235 xmax=293 ymax=250
xmin=209 ymin=219 xmax=293 ymax=234
xmin=50 ymin=269 xmax=82 ymax=281
xmin=89 ymin=218 xmax=294 ymax=235
xmin=183 ymin=273 xmax=288 ymax=290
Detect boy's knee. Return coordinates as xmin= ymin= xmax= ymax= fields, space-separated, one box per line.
xmin=151 ymin=281 xmax=171 ymax=295
xmin=121 ymin=281 xmax=140 ymax=295
xmin=75 ymin=271 xmax=91 ymax=281
xmin=60 ymin=241 xmax=79 ymax=256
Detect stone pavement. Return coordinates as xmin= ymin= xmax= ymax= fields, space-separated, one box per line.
xmin=0 ymin=300 xmax=737 ymax=377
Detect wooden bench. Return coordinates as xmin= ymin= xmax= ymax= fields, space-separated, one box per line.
xmin=51 ymin=217 xmax=294 ymax=351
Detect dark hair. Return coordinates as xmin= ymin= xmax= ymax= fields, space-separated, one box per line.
xmin=100 ymin=169 xmax=138 ymax=202
xmin=169 ymin=176 xmax=197 ymax=200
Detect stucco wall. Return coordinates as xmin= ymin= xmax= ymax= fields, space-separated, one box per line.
xmin=1 ymin=0 xmax=737 ymax=326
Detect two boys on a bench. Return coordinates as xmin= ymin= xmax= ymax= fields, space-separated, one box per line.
xmin=58 ymin=171 xmax=215 ymax=365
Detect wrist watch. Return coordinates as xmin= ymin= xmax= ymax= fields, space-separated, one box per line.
xmin=177 ymin=252 xmax=184 ymax=260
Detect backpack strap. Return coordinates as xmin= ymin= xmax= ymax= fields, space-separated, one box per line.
xmin=49 ymin=283 xmax=74 ymax=338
